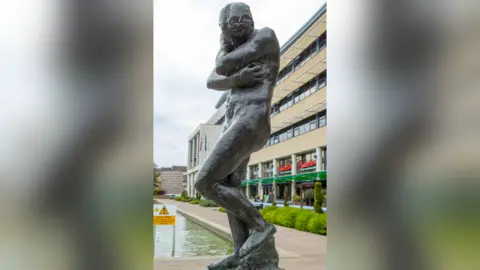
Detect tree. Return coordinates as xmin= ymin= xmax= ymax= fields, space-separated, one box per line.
xmin=153 ymin=163 xmax=163 ymax=195
xmin=300 ymin=187 xmax=305 ymax=209
xmin=283 ymin=186 xmax=289 ymax=207
xmin=314 ymin=182 xmax=324 ymax=214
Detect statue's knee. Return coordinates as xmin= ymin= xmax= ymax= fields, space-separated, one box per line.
xmin=194 ymin=178 xmax=206 ymax=194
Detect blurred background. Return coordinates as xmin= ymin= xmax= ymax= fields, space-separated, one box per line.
xmin=0 ymin=0 xmax=478 ymax=269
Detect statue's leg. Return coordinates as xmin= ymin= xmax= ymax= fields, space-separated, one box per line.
xmin=194 ymin=122 xmax=271 ymax=232
xmin=207 ymin=158 xmax=251 ymax=269
xmin=225 ymin=157 xmax=251 ymax=253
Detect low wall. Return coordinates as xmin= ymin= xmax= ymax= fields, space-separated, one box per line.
xmin=178 ymin=209 xmax=233 ymax=242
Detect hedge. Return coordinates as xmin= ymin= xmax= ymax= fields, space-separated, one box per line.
xmin=199 ymin=199 xmax=218 ymax=207
xmin=260 ymin=206 xmax=326 ymax=235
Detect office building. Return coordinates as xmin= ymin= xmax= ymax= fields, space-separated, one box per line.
xmin=159 ymin=166 xmax=187 ymax=195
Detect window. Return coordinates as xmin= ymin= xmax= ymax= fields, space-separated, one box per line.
xmin=277 ymin=63 xmax=294 ymax=83
xmin=299 ymin=123 xmax=305 ymax=134
xmin=287 ymin=94 xmax=293 ymax=107
xmin=310 ymin=119 xmax=317 ymax=130
xmin=304 ymin=122 xmax=311 ymax=132
xmin=294 ymin=126 xmax=300 ymax=136
xmin=299 ymin=91 xmax=305 ymax=101
xmin=287 ymin=129 xmax=293 ymax=139
xmin=319 ymin=115 xmax=326 ymax=127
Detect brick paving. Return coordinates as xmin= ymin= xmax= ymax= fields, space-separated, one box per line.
xmin=155 ymin=200 xmax=326 ymax=270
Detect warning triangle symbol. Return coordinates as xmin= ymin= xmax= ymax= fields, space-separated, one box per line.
xmin=159 ymin=206 xmax=169 ymax=215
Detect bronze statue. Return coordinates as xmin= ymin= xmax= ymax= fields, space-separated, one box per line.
xmin=194 ymin=2 xmax=281 ymax=269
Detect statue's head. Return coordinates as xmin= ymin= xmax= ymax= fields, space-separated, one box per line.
xmin=219 ymin=2 xmax=254 ymax=41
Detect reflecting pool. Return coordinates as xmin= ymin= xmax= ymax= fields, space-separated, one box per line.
xmin=154 ymin=214 xmax=233 ymax=258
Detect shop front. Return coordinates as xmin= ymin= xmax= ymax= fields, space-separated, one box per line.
xmin=276 ymin=157 xmax=292 ymax=200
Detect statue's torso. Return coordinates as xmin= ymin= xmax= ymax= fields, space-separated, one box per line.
xmin=224 ymin=37 xmax=280 ymax=129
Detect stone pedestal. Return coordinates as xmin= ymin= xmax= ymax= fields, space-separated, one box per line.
xmin=207 ymin=236 xmax=281 ymax=270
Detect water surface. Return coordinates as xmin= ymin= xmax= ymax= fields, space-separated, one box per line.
xmin=154 ymin=214 xmax=233 ymax=258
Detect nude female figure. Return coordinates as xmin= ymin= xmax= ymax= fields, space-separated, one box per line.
xmin=193 ymin=2 xmax=280 ymax=268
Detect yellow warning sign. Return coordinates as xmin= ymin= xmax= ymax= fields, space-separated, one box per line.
xmin=159 ymin=206 xmax=169 ymax=215
xmin=154 ymin=215 xmax=176 ymax=226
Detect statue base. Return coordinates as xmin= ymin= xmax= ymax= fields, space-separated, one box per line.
xmin=207 ymin=236 xmax=281 ymax=270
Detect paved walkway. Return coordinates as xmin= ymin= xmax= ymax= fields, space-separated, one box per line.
xmin=155 ymin=200 xmax=326 ymax=270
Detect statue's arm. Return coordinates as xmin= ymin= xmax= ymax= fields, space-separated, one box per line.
xmin=216 ymin=27 xmax=279 ymax=75
xmin=206 ymin=68 xmax=238 ymax=90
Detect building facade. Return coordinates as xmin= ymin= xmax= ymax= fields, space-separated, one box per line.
xmin=159 ymin=166 xmax=187 ymax=195
xmin=243 ymin=5 xmax=327 ymax=201
xmin=186 ymin=122 xmax=224 ymax=197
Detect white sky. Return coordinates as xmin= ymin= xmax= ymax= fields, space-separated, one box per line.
xmin=154 ymin=0 xmax=326 ymax=167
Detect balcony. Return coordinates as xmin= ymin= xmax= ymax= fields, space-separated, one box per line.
xmin=271 ymin=86 xmax=326 ymax=133
xmin=250 ymin=127 xmax=326 ymax=165
xmin=273 ymin=48 xmax=327 ymax=104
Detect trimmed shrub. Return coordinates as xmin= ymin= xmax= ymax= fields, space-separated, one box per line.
xmin=272 ymin=201 xmax=277 ymax=207
xmin=263 ymin=209 xmax=278 ymax=224
xmin=259 ymin=205 xmax=327 ymax=235
xmin=314 ymin=182 xmax=324 ymax=214
xmin=307 ymin=213 xmax=327 ymax=235
xmin=218 ymin=207 xmax=227 ymax=213
xmin=260 ymin=206 xmax=277 ymax=215
xmin=294 ymin=211 xmax=315 ymax=231
xmin=275 ymin=208 xmax=299 ymax=228
xmin=283 ymin=188 xmax=289 ymax=207
xmin=175 ymin=197 xmax=182 ymax=201
xmin=189 ymin=200 xmax=199 ymax=205
xmin=196 ymin=192 xmax=201 ymax=201
xmin=199 ymin=200 xmax=218 ymax=207
xmin=293 ymin=195 xmax=302 ymax=203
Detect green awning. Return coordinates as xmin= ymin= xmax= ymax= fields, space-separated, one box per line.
xmin=241 ymin=179 xmax=260 ymax=187
xmin=248 ymin=179 xmax=260 ymax=184
xmin=274 ymin=174 xmax=292 ymax=184
xmin=294 ymin=171 xmax=327 ymax=182
xmin=241 ymin=171 xmax=327 ymax=185
xmin=261 ymin=178 xmax=275 ymax=185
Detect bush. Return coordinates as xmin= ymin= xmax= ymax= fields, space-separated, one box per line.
xmin=294 ymin=211 xmax=315 ymax=231
xmin=293 ymin=195 xmax=302 ymax=202
xmin=199 ymin=200 xmax=218 ymax=207
xmin=307 ymin=213 xmax=327 ymax=235
xmin=259 ymin=206 xmax=327 ymax=235
xmin=196 ymin=192 xmax=201 ymax=201
xmin=218 ymin=207 xmax=227 ymax=213
xmin=275 ymin=208 xmax=299 ymax=228
xmin=190 ymin=200 xmax=199 ymax=204
xmin=260 ymin=206 xmax=279 ymax=224
xmin=175 ymin=197 xmax=182 ymax=201
xmin=260 ymin=206 xmax=277 ymax=215
xmin=272 ymin=201 xmax=277 ymax=207
xmin=314 ymin=182 xmax=324 ymax=214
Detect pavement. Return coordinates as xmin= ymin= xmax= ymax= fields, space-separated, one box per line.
xmin=154 ymin=199 xmax=326 ymax=270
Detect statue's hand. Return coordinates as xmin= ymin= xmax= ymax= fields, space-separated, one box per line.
xmin=232 ymin=63 xmax=266 ymax=87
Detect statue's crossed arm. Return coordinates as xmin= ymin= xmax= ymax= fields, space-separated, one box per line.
xmin=215 ymin=27 xmax=279 ymax=76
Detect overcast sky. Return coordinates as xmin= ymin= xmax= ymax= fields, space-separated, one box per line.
xmin=154 ymin=0 xmax=326 ymax=167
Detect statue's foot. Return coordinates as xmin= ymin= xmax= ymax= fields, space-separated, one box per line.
xmin=239 ymin=223 xmax=276 ymax=257
xmin=207 ymin=253 xmax=239 ymax=270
